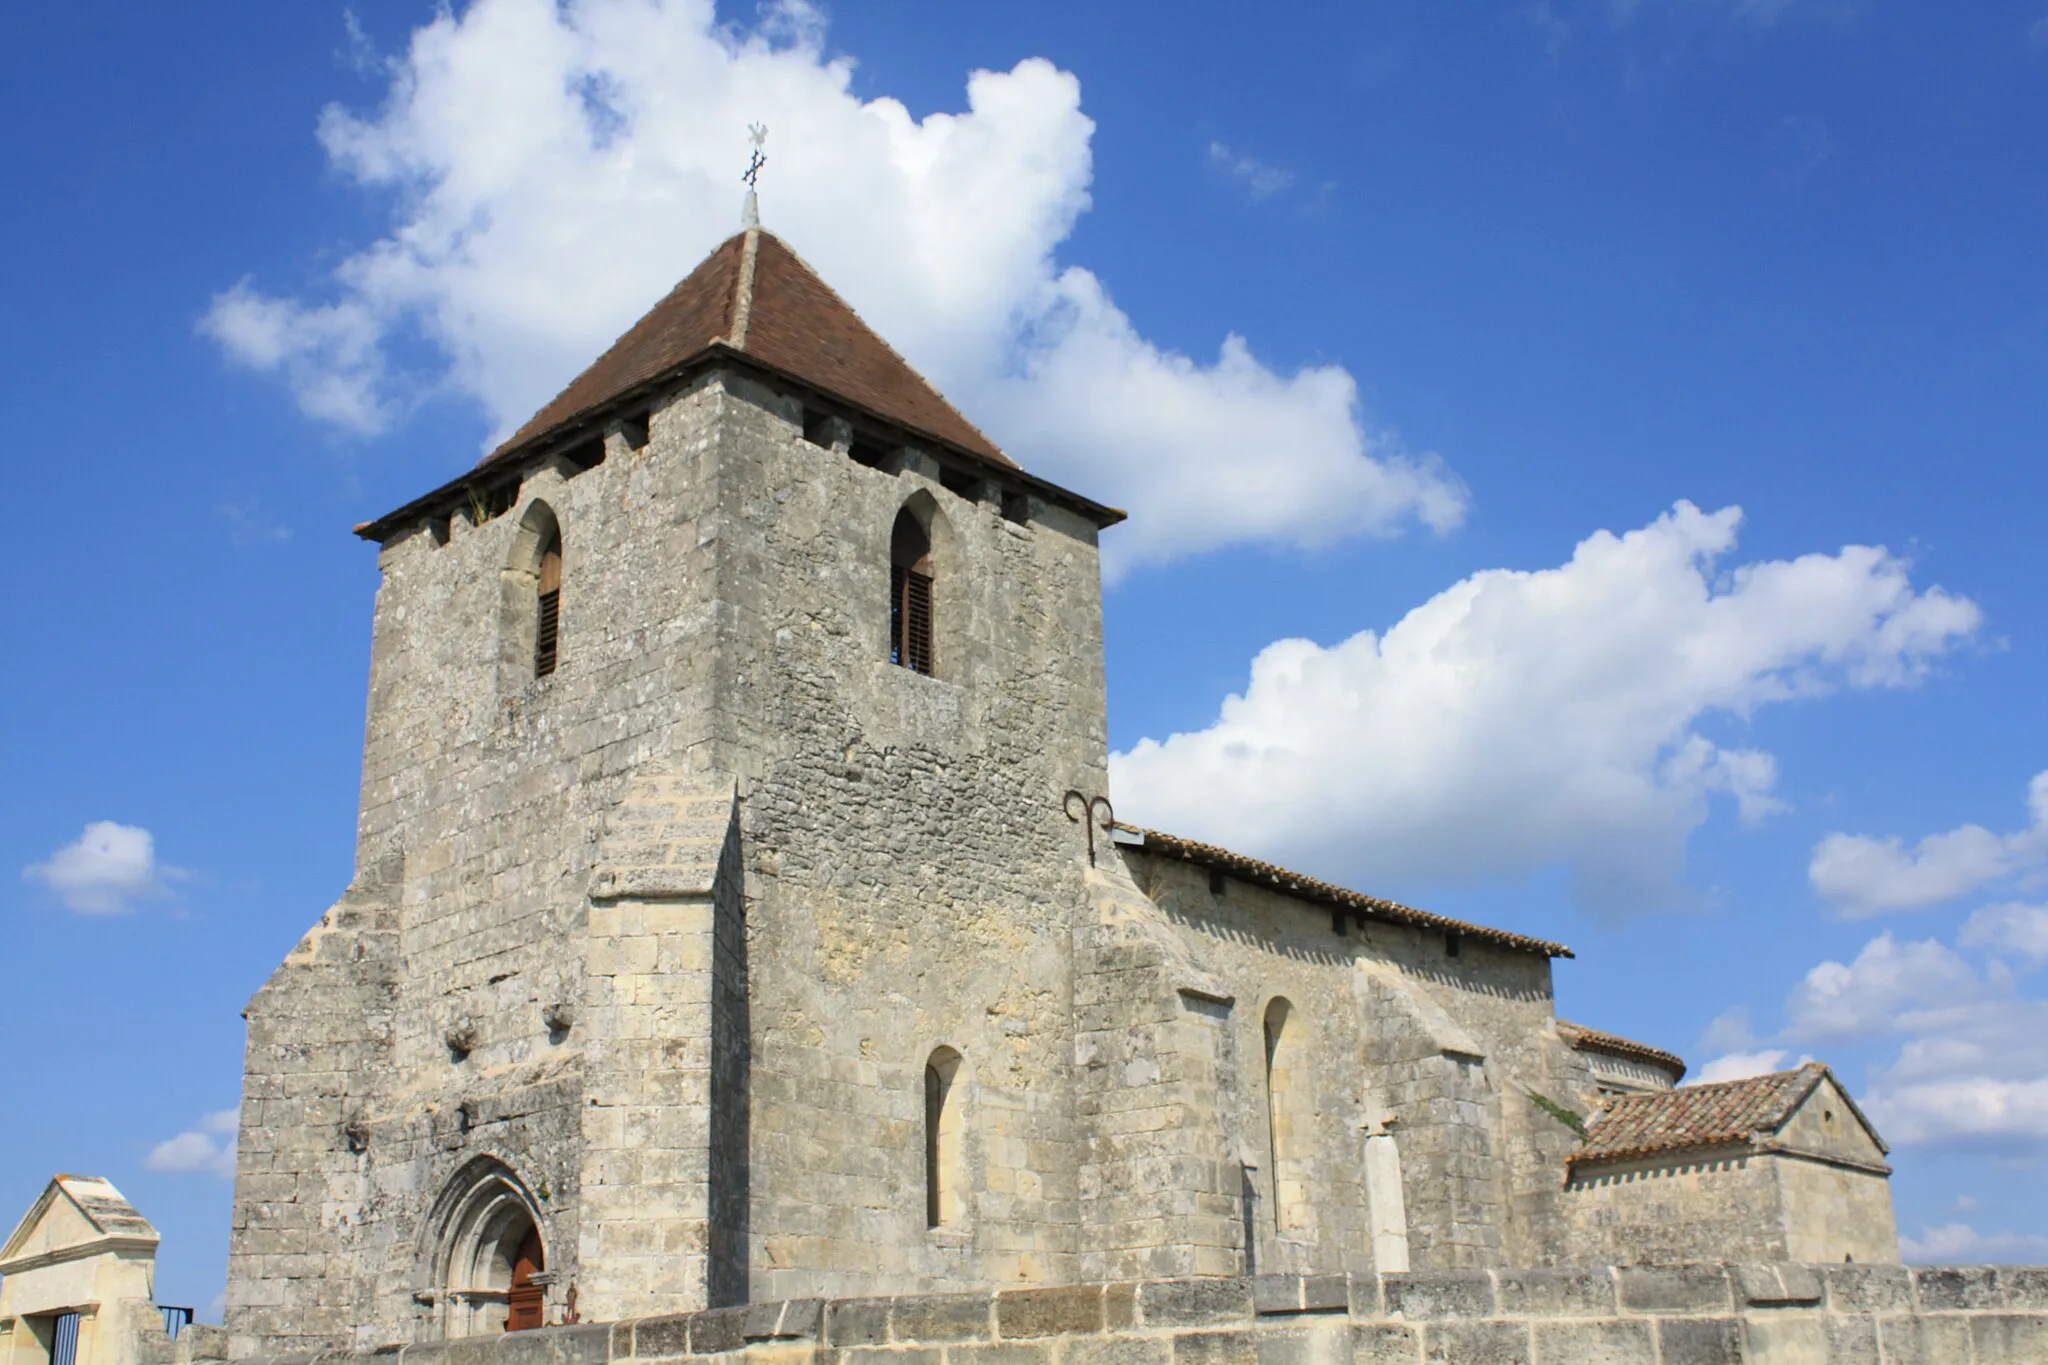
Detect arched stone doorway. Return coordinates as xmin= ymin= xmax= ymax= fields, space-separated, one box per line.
xmin=425 ymin=1158 xmax=548 ymax=1337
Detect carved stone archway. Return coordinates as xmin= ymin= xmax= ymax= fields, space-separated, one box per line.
xmin=424 ymin=1158 xmax=547 ymax=1338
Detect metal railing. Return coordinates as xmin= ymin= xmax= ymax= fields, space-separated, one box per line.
xmin=157 ymin=1306 xmax=194 ymax=1341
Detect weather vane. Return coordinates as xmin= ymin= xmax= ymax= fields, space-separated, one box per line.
xmin=743 ymin=123 xmax=768 ymax=187
xmin=742 ymin=123 xmax=768 ymax=227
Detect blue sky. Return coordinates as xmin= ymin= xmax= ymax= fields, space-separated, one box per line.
xmin=8 ymin=0 xmax=2048 ymax=1312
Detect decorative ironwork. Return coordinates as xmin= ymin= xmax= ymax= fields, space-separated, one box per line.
xmin=1064 ymin=790 xmax=1115 ymax=865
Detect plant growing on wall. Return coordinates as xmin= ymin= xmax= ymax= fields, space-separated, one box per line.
xmin=1525 ymin=1087 xmax=1588 ymax=1139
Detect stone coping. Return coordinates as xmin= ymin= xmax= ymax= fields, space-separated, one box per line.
xmin=230 ymin=1265 xmax=2048 ymax=1365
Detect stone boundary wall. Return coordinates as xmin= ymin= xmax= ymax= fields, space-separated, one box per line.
xmin=226 ymin=1266 xmax=2048 ymax=1365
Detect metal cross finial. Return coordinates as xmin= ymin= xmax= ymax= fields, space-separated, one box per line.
xmin=741 ymin=123 xmax=768 ymax=228
xmin=1064 ymin=790 xmax=1116 ymax=866
xmin=743 ymin=123 xmax=768 ymax=188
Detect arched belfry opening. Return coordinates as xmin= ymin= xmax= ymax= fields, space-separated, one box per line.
xmin=499 ymin=501 xmax=562 ymax=693
xmin=425 ymin=1158 xmax=548 ymax=1337
xmin=891 ymin=506 xmax=934 ymax=675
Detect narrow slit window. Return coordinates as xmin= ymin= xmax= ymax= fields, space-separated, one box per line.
xmin=1264 ymin=999 xmax=1313 ymax=1236
xmin=534 ymin=532 xmax=562 ymax=678
xmin=925 ymin=1047 xmax=963 ymax=1227
xmin=891 ymin=510 xmax=934 ymax=675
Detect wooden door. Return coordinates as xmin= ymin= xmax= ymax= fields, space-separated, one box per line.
xmin=506 ymin=1228 xmax=544 ymax=1332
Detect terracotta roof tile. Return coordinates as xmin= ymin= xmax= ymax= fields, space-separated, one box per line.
xmin=1556 ymin=1020 xmax=1687 ymax=1082
xmin=486 ymin=228 xmax=1011 ymax=469
xmin=490 ymin=232 xmax=746 ymax=457
xmin=741 ymin=234 xmax=1010 ymax=466
xmin=1113 ymin=824 xmax=1574 ymax=959
xmin=1572 ymin=1062 xmax=1831 ymax=1166
xmin=357 ymin=228 xmax=1111 ymax=541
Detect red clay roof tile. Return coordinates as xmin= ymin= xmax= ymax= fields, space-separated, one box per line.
xmin=1572 ymin=1062 xmax=1839 ymax=1166
xmin=486 ymin=228 xmax=1011 ymax=469
xmin=1556 ymin=1020 xmax=1687 ymax=1082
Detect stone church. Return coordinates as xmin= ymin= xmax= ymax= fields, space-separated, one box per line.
xmin=222 ymin=227 xmax=1899 ymax=1359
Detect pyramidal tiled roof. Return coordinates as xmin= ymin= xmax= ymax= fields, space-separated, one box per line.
xmin=1571 ymin=1062 xmax=1882 ymax=1167
xmin=487 ymin=228 xmax=1012 ymax=469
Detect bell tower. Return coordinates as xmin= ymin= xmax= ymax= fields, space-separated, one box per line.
xmin=225 ymin=228 xmax=1124 ymax=1355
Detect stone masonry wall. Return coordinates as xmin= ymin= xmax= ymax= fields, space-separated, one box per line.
xmin=228 ymin=865 xmax=401 ymax=1352
xmin=1109 ymin=851 xmax=1594 ymax=1277
xmin=230 ymin=1266 xmax=2048 ymax=1365
xmin=1565 ymin=1154 xmax=1789 ymax=1269
xmin=1564 ymin=1071 xmax=1900 ymax=1268
xmin=1070 ymin=866 xmax=1244 ymax=1286
xmin=704 ymin=376 xmax=1111 ymax=1301
xmin=577 ymin=774 xmax=749 ymax=1323
xmin=232 ymin=372 xmax=747 ymax=1356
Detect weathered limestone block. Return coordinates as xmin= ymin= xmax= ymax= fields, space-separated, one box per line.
xmin=578 ymin=773 xmax=746 ymax=1323
xmin=219 ymin=1268 xmax=2048 ymax=1365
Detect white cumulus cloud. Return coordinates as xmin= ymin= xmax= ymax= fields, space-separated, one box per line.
xmin=22 ymin=821 xmax=174 ymax=914
xmin=1810 ymin=771 xmax=2048 ymax=918
xmin=144 ymin=1109 xmax=240 ymax=1178
xmin=1762 ymin=928 xmax=2048 ymax=1149
xmin=1693 ymin=1049 xmax=1800 ymax=1084
xmin=1783 ymin=932 xmax=1985 ymax=1043
xmin=201 ymin=0 xmax=1461 ymax=574
xmin=1900 ymin=1222 xmax=2048 ymax=1263
xmin=1111 ymin=501 xmax=1980 ymax=915
xmin=1960 ymin=902 xmax=2048 ymax=966
xmin=1706 ymin=890 xmax=2048 ymax=1154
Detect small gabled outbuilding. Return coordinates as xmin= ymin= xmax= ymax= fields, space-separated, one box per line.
xmin=0 ymin=1176 xmax=175 ymax=1365
xmin=1564 ymin=1062 xmax=1898 ymax=1265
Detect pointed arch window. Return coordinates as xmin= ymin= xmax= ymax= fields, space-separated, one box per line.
xmin=534 ymin=530 xmax=562 ymax=678
xmin=891 ymin=509 xmax=934 ymax=675
xmin=924 ymin=1046 xmax=963 ymax=1227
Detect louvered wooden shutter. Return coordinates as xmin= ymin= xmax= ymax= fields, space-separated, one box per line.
xmin=892 ymin=564 xmax=933 ymax=675
xmin=890 ymin=510 xmax=935 ymax=675
xmin=891 ymin=564 xmax=907 ymax=667
xmin=535 ymin=542 xmax=561 ymax=678
xmin=903 ymin=568 xmax=933 ymax=674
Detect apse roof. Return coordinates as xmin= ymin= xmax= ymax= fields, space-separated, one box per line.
xmin=1556 ymin=1019 xmax=1688 ymax=1082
